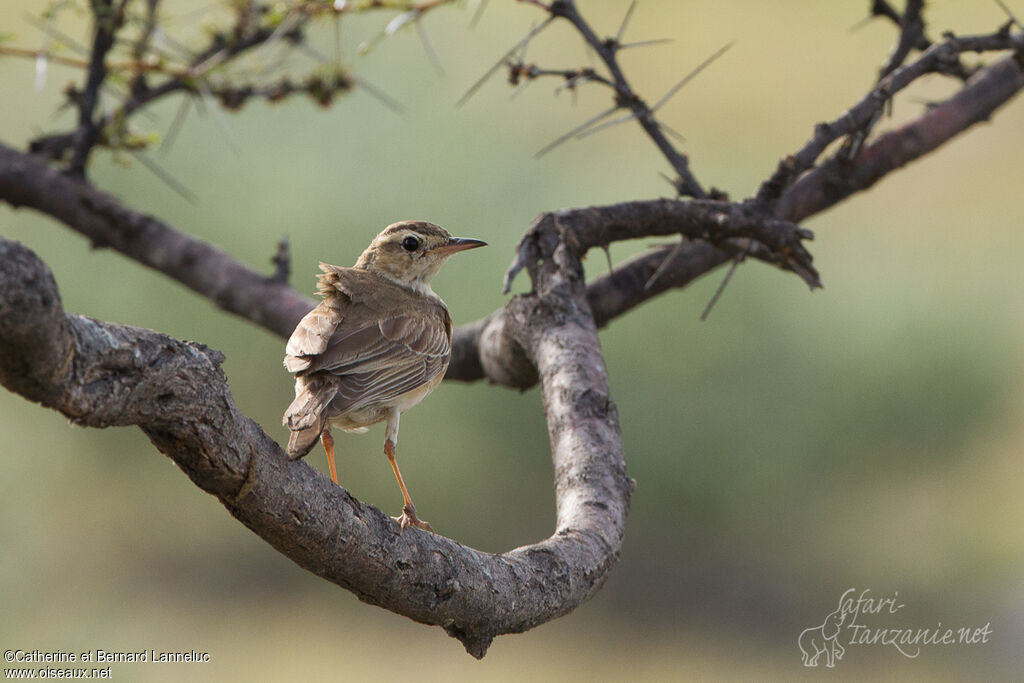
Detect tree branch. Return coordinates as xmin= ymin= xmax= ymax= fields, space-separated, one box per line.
xmin=870 ymin=0 xmax=973 ymax=80
xmin=757 ymin=29 xmax=1024 ymax=204
xmin=0 ymin=141 xmax=313 ymax=338
xmin=546 ymin=0 xmax=707 ymax=198
xmin=0 ymin=142 xmax=814 ymax=388
xmin=502 ymin=200 xmax=818 ymax=294
xmin=586 ymin=243 xmax=730 ymax=329
xmin=69 ymin=0 xmax=123 ymax=174
xmin=877 ymin=0 xmax=925 ymax=82
xmin=1 ymin=3 xmax=1022 ymax=659
xmin=2 ymin=6 xmax=1018 ymax=392
xmin=17 ymin=0 xmax=468 ymax=164
xmin=0 ymin=235 xmax=629 ymax=658
xmin=776 ymin=51 xmax=1024 ymax=223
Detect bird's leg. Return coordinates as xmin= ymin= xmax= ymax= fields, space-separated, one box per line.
xmin=385 ymin=439 xmax=433 ymax=532
xmin=384 ymin=411 xmax=433 ymax=532
xmin=321 ymin=428 xmax=338 ymax=485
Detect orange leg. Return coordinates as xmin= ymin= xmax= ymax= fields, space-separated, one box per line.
xmin=385 ymin=439 xmax=433 ymax=532
xmin=321 ymin=429 xmax=338 ymax=485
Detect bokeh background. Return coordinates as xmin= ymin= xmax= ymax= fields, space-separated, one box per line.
xmin=2 ymin=1 xmax=1022 ymax=680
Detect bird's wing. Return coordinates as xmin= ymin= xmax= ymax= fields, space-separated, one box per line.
xmin=283 ymin=298 xmax=343 ymax=373
xmin=284 ymin=266 xmax=452 ymax=415
xmin=315 ymin=312 xmax=452 ymax=415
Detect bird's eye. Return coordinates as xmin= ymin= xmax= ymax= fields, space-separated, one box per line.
xmin=401 ymin=235 xmax=420 ymax=252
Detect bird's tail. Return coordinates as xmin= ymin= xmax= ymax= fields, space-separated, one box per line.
xmin=282 ymin=377 xmax=337 ymax=461
xmin=286 ymin=422 xmax=324 ymax=461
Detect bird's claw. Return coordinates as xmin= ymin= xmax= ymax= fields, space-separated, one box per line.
xmin=394 ymin=504 xmax=434 ymax=533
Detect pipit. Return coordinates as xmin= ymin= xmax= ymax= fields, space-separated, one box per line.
xmin=282 ymin=221 xmax=486 ymax=531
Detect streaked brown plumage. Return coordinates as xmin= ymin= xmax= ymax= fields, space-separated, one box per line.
xmin=282 ymin=221 xmax=486 ymax=531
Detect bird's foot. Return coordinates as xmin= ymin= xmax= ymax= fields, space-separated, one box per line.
xmin=394 ymin=504 xmax=434 ymax=533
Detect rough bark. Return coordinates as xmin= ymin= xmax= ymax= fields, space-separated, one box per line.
xmin=1 ymin=2 xmax=1022 ymax=659
xmin=0 ymin=235 xmax=629 ymax=658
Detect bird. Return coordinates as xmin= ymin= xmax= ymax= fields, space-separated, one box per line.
xmin=282 ymin=221 xmax=486 ymax=532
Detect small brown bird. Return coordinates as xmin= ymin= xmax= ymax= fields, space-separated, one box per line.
xmin=282 ymin=221 xmax=486 ymax=531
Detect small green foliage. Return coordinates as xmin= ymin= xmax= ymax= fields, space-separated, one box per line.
xmin=265 ymin=2 xmax=290 ymax=27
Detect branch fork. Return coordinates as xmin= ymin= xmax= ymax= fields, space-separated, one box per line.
xmin=0 ymin=229 xmax=630 ymax=659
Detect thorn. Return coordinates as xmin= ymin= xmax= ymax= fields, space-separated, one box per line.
xmin=699 ymin=245 xmax=747 ymax=321
xmin=333 ymin=13 xmax=343 ymax=67
xmin=619 ymin=38 xmax=673 ymax=50
xmin=573 ymin=109 xmax=638 ymax=140
xmin=656 ymin=118 xmax=686 ymax=143
xmin=518 ymin=21 xmax=537 ymax=63
xmin=159 ymin=94 xmax=193 ymax=155
xmin=294 ymin=40 xmax=329 ymax=64
xmin=258 ymin=9 xmax=302 ymax=60
xmin=644 ymin=240 xmax=684 ymax=291
xmin=457 ymin=16 xmax=554 ymax=108
xmin=105 ymin=83 xmax=159 ymax=122
xmin=510 ymin=78 xmax=532 ymax=100
xmin=131 ymin=151 xmax=198 ymax=204
xmin=195 ymin=82 xmax=240 ymax=155
xmin=23 ymin=12 xmax=88 ymax=56
xmin=354 ymin=75 xmax=406 ymax=115
xmin=534 ymin=104 xmax=621 ymax=157
xmin=152 ymin=26 xmax=195 ymax=61
xmin=416 ymin=19 xmax=445 ymax=76
xmin=658 ymin=171 xmax=682 ymax=196
xmin=192 ymin=88 xmax=209 ymax=116
xmin=615 ymin=0 xmax=638 ymax=45
xmin=995 ymin=0 xmax=1023 ymax=29
xmin=191 ymin=47 xmax=229 ymax=79
xmin=651 ymin=41 xmax=733 ymax=112
xmin=469 ymin=0 xmax=490 ymax=28
xmin=385 ymin=9 xmax=420 ymax=36
xmin=847 ymin=15 xmax=875 ymax=34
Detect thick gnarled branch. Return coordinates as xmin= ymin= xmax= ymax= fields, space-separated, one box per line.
xmin=503 ymin=200 xmax=819 ymax=294
xmin=0 ymin=235 xmax=629 ymax=658
xmin=0 ymin=1 xmax=1022 ymax=661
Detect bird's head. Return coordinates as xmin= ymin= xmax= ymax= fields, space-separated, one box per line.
xmin=355 ymin=221 xmax=486 ymax=294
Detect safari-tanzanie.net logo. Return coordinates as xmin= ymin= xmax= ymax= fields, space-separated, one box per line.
xmin=798 ymin=588 xmax=992 ymax=668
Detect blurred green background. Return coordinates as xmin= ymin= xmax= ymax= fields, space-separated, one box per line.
xmin=2 ymin=1 xmax=1022 ymax=680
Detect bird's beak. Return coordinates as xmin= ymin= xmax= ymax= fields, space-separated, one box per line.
xmin=429 ymin=237 xmax=487 ymax=256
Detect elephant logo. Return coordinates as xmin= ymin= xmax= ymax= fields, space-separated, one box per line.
xmin=798 ymin=608 xmax=847 ymax=667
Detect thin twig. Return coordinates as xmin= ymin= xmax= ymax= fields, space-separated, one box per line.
xmin=699 ymin=240 xmax=750 ymax=321
xmin=416 ymin=18 xmax=445 ymax=75
xmin=130 ymin=150 xmax=198 ymax=203
xmin=650 ymin=42 xmax=733 ymax=112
